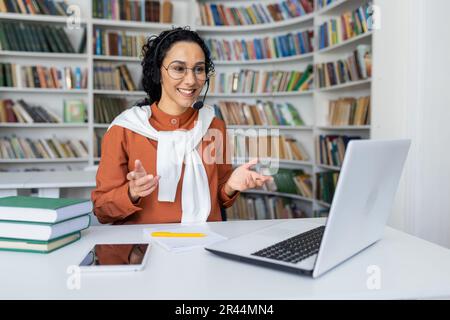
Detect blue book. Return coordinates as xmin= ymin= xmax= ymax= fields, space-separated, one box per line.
xmin=118 ymin=34 xmax=122 ymax=56
xmin=272 ymin=37 xmax=280 ymax=58
xmin=281 ymin=1 xmax=293 ymax=18
xmin=254 ymin=39 xmax=262 ymax=59
xmin=241 ymin=40 xmax=249 ymax=60
xmin=280 ymin=36 xmax=289 ymax=57
xmin=74 ymin=67 xmax=82 ymax=89
xmin=287 ymin=34 xmax=296 ymax=56
xmin=298 ymin=32 xmax=306 ymax=53
xmin=210 ymin=4 xmax=222 ymax=26
xmin=95 ymin=29 xmax=102 ymax=55
xmin=140 ymin=0 xmax=146 ymax=22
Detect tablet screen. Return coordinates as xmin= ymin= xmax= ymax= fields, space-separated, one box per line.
xmin=79 ymin=243 xmax=150 ymax=266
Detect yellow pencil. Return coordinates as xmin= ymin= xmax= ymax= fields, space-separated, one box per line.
xmin=151 ymin=231 xmax=206 ymax=238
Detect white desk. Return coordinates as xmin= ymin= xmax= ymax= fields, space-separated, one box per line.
xmin=0 ymin=171 xmax=96 ymax=198
xmin=1 ymin=218 xmax=450 ymax=299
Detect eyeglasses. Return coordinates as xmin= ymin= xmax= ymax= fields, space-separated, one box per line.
xmin=162 ymin=61 xmax=209 ymax=81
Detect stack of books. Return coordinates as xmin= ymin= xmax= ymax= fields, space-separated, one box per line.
xmin=258 ymin=168 xmax=313 ymax=199
xmin=205 ymin=29 xmax=314 ymax=62
xmin=92 ymin=0 xmax=169 ymax=23
xmin=0 ymin=196 xmax=92 ymax=254
xmin=315 ymin=45 xmax=372 ymax=88
xmin=0 ymin=99 xmax=61 ymax=123
xmin=214 ymin=100 xmax=306 ymax=127
xmin=0 ymin=0 xmax=70 ymax=15
xmin=19 ymin=65 xmax=88 ymax=89
xmin=0 ymin=21 xmax=76 ymax=53
xmin=318 ymin=3 xmax=372 ymax=50
xmin=94 ymin=29 xmax=147 ymax=57
xmin=227 ymin=194 xmax=307 ymax=220
xmin=231 ymin=134 xmax=309 ymax=162
xmin=316 ymin=135 xmax=362 ymax=167
xmin=94 ymin=96 xmax=128 ymax=123
xmin=316 ymin=171 xmax=340 ymax=205
xmin=327 ymin=96 xmax=371 ymax=126
xmin=210 ymin=65 xmax=313 ymax=94
xmin=198 ymin=0 xmax=314 ymax=26
xmin=94 ymin=62 xmax=136 ymax=91
xmin=0 ymin=135 xmax=89 ymax=159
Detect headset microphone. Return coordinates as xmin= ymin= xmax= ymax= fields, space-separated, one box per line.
xmin=192 ymin=78 xmax=210 ymax=110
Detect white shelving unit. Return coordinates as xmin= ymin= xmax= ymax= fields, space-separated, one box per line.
xmin=313 ymin=0 xmax=373 ymax=213
xmin=0 ymin=0 xmax=373 ymax=216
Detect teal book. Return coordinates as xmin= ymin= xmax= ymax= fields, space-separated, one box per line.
xmin=0 ymin=196 xmax=93 ymax=223
xmin=0 ymin=232 xmax=81 ymax=254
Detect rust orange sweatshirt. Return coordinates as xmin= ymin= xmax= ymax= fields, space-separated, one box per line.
xmin=91 ymin=102 xmax=239 ymax=225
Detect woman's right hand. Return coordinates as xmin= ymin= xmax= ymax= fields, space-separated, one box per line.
xmin=127 ymin=159 xmax=160 ymax=203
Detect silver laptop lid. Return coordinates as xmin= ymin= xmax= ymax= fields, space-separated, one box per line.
xmin=313 ymin=139 xmax=411 ymax=278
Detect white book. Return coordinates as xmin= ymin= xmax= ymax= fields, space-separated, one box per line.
xmin=0 ymin=215 xmax=90 ymax=241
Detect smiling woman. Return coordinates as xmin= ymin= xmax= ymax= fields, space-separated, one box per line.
xmin=91 ymin=27 xmax=273 ymax=231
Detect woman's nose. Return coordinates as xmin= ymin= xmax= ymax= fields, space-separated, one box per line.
xmin=183 ymin=69 xmax=197 ymax=84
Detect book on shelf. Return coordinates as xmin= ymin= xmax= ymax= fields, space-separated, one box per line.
xmin=226 ymin=194 xmax=307 ymax=221
xmin=78 ymin=27 xmax=87 ymax=54
xmin=198 ymin=0 xmax=314 ymax=26
xmin=0 ymin=135 xmax=89 ymax=159
xmin=0 ymin=0 xmax=70 ymax=16
xmin=16 ymin=65 xmax=87 ymax=89
xmin=317 ymin=0 xmax=336 ymax=10
xmin=94 ymin=62 xmax=137 ymax=91
xmin=64 ymin=100 xmax=87 ymax=123
xmin=0 ymin=232 xmax=81 ymax=254
xmin=210 ymin=64 xmax=313 ymax=94
xmin=316 ymin=135 xmax=362 ymax=167
xmin=214 ymin=100 xmax=305 ymax=127
xmin=0 ymin=196 xmax=93 ymax=223
xmin=0 ymin=214 xmax=90 ymax=241
xmin=94 ymin=96 xmax=128 ymax=124
xmin=316 ymin=171 xmax=340 ymax=205
xmin=0 ymin=21 xmax=77 ymax=53
xmin=94 ymin=28 xmax=146 ymax=57
xmin=255 ymin=168 xmax=313 ymax=199
xmin=315 ymin=45 xmax=372 ymax=88
xmin=313 ymin=209 xmax=329 ymax=218
xmin=327 ymin=96 xmax=371 ymax=126
xmin=231 ymin=134 xmax=310 ymax=162
xmin=0 ymin=99 xmax=63 ymax=123
xmin=0 ymin=63 xmax=18 ymax=87
xmin=318 ymin=3 xmax=372 ymax=50
xmin=93 ymin=129 xmax=105 ymax=158
xmin=92 ymin=0 xmax=169 ymax=23
xmin=205 ymin=29 xmax=314 ymax=62
xmin=161 ymin=0 xmax=172 ymax=23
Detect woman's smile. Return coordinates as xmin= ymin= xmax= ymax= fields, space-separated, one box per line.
xmin=176 ymin=87 xmax=197 ymax=98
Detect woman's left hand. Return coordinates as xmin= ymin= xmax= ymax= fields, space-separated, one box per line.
xmin=224 ymin=158 xmax=273 ymax=196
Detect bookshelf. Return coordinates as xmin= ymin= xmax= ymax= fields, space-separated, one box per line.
xmin=0 ymin=0 xmax=373 ymax=219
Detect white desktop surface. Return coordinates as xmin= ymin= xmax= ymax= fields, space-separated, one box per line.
xmin=1 ymin=218 xmax=450 ymax=300
xmin=0 ymin=171 xmax=96 ymax=189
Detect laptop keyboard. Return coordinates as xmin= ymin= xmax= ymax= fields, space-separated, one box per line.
xmin=251 ymin=226 xmax=325 ymax=264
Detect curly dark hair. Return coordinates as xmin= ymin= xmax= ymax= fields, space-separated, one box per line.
xmin=138 ymin=26 xmax=215 ymax=106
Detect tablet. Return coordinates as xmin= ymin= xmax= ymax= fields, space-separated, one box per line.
xmin=78 ymin=243 xmax=151 ymax=272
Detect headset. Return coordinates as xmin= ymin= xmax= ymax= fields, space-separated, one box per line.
xmin=151 ymin=28 xmax=211 ymax=110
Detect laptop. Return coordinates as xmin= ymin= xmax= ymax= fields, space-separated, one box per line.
xmin=205 ymin=139 xmax=411 ymax=278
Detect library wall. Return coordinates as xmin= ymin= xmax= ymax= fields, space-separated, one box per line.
xmin=372 ymin=0 xmax=450 ymax=248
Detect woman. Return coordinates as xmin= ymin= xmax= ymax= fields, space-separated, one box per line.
xmin=91 ymin=27 xmax=272 ymax=226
